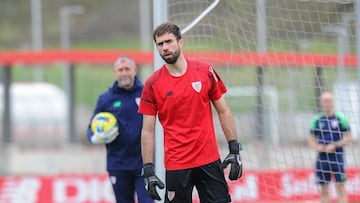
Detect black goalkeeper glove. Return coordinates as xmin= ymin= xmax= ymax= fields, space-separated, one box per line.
xmin=222 ymin=140 xmax=243 ymax=180
xmin=142 ymin=163 xmax=165 ymax=200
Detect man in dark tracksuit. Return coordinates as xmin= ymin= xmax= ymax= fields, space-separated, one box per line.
xmin=308 ymin=91 xmax=353 ymax=203
xmin=86 ymin=56 xmax=153 ymax=203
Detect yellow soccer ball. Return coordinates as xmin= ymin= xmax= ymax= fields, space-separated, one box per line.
xmin=91 ymin=112 xmax=118 ymax=133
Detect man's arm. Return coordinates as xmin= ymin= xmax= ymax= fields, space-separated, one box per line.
xmin=140 ymin=114 xmax=165 ymax=200
xmin=308 ymin=134 xmax=324 ymax=152
xmin=141 ymin=114 xmax=156 ymax=164
xmin=213 ymin=95 xmax=242 ymax=180
xmin=308 ymin=134 xmax=317 ymax=150
xmin=323 ymin=132 xmax=353 ymax=153
xmin=334 ymin=131 xmax=353 ymax=148
xmin=212 ymin=95 xmax=237 ymax=141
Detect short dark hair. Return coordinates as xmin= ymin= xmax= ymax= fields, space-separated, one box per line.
xmin=114 ymin=55 xmax=137 ymax=70
xmin=153 ymin=22 xmax=182 ymax=42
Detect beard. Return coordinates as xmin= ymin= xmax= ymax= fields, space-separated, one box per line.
xmin=161 ymin=49 xmax=181 ymax=64
xmin=118 ymin=77 xmax=134 ymax=89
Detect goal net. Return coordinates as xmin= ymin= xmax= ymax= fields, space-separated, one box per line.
xmin=166 ymin=0 xmax=360 ymax=202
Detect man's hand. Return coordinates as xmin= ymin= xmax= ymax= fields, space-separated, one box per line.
xmin=316 ymin=144 xmax=326 ymax=152
xmin=142 ymin=163 xmax=165 ymax=200
xmin=325 ymin=143 xmax=336 ymax=153
xmin=222 ymin=140 xmax=242 ymax=180
xmin=91 ymin=126 xmax=119 ymax=144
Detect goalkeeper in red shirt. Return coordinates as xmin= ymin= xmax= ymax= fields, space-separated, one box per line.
xmin=138 ymin=22 xmax=242 ymax=202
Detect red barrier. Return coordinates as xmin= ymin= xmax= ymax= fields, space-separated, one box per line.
xmin=0 ymin=169 xmax=359 ymax=203
xmin=0 ymin=49 xmax=357 ymax=67
xmin=0 ymin=50 xmax=152 ymax=66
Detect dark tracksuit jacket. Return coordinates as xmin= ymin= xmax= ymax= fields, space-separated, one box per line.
xmin=86 ymin=77 xmax=143 ymax=171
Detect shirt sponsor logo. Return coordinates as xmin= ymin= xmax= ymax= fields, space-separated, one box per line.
xmin=320 ymin=121 xmax=325 ymax=129
xmin=192 ymin=81 xmax=202 ymax=93
xmin=331 ymin=120 xmax=339 ymax=128
xmin=209 ymin=66 xmax=218 ymax=82
xmin=166 ymin=91 xmax=173 ymax=96
xmin=113 ymin=101 xmax=122 ymax=107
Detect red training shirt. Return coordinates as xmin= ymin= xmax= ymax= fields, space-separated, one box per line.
xmin=138 ymin=59 xmax=227 ymax=170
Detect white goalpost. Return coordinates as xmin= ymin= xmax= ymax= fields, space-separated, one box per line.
xmin=153 ymin=1 xmax=167 ymax=202
xmin=154 ymin=0 xmax=360 ymax=202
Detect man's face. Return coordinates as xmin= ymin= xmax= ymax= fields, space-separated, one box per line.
xmin=155 ymin=33 xmax=183 ymax=64
xmin=320 ymin=94 xmax=334 ymax=113
xmin=113 ymin=59 xmax=137 ymax=89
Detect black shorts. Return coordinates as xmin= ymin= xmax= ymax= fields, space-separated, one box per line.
xmin=165 ymin=159 xmax=231 ymax=203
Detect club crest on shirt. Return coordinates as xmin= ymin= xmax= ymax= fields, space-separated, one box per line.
xmin=192 ymin=81 xmax=202 ymax=93
xmin=135 ymin=97 xmax=141 ymax=106
xmin=110 ymin=176 xmax=116 ymax=185
xmin=331 ymin=120 xmax=339 ymax=128
xmin=167 ymin=191 xmax=175 ymax=201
